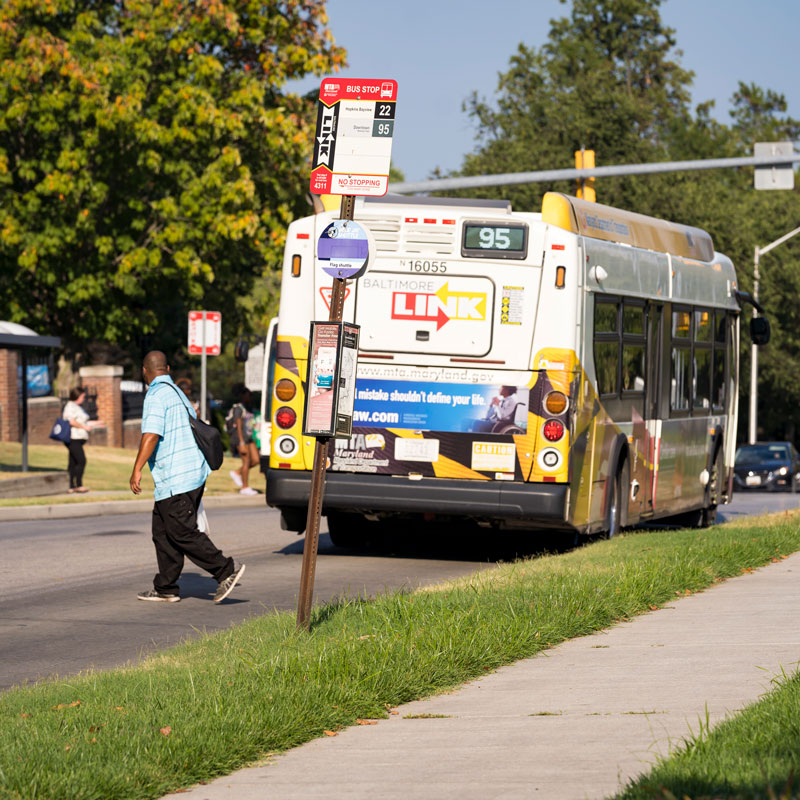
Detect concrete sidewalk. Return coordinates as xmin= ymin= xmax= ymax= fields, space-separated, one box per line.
xmin=163 ymin=551 xmax=800 ymax=800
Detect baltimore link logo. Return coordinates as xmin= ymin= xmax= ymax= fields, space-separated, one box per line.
xmin=390 ymin=282 xmax=487 ymax=330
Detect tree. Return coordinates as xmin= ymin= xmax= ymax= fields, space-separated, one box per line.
xmin=457 ymin=0 xmax=800 ymax=442
xmin=0 ymin=0 xmax=345 ymax=366
xmin=459 ymin=0 xmax=693 ymax=212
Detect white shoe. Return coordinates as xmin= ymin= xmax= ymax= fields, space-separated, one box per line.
xmin=239 ymin=487 xmax=259 ymax=496
xmin=229 ymin=469 xmax=243 ymax=488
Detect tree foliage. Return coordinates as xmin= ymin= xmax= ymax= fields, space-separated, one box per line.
xmin=0 ymin=0 xmax=344 ymax=360
xmin=458 ymin=0 xmax=800 ymax=442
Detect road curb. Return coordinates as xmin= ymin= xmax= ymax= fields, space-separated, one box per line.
xmin=0 ymin=494 xmax=266 ymax=522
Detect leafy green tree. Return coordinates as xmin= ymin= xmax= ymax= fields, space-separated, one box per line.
xmin=457 ymin=0 xmax=800 ymax=442
xmin=459 ymin=0 xmax=693 ymax=212
xmin=0 ymin=0 xmax=344 ymax=366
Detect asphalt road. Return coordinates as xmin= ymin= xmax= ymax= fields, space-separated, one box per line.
xmin=0 ymin=505 xmax=504 ymax=692
xmin=2 ymin=490 xmax=798 ymax=692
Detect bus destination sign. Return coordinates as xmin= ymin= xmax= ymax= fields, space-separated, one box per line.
xmin=310 ymin=78 xmax=398 ymax=197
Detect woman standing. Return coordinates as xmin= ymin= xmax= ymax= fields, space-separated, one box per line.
xmin=226 ymin=383 xmax=259 ymax=495
xmin=62 ymin=388 xmax=91 ymax=493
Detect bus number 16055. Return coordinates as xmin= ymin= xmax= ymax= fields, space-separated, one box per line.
xmin=404 ymin=260 xmax=447 ymax=273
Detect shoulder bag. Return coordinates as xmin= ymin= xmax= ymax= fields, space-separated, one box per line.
xmin=49 ymin=417 xmax=71 ymax=443
xmin=164 ymin=383 xmax=224 ymax=470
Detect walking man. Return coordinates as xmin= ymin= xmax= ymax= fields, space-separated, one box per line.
xmin=130 ymin=350 xmax=245 ymax=603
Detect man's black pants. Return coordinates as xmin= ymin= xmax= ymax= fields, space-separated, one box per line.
xmin=151 ymin=484 xmax=233 ymax=596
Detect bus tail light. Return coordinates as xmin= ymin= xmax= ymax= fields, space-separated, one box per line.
xmin=291 ymin=254 xmax=301 ymax=277
xmin=544 ymin=391 xmax=568 ymax=415
xmin=275 ymin=407 xmax=297 ymax=429
xmin=543 ymin=419 xmax=564 ymax=442
xmin=275 ymin=378 xmax=296 ymax=401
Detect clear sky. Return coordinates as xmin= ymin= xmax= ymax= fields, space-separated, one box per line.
xmin=291 ymin=0 xmax=800 ymax=183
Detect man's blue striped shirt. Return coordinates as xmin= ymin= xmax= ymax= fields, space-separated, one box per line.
xmin=142 ymin=375 xmax=210 ymax=501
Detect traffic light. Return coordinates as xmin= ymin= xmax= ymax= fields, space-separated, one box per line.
xmin=575 ymin=149 xmax=596 ymax=202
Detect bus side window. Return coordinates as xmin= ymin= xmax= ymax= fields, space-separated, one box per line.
xmin=621 ymin=301 xmax=646 ymax=394
xmin=594 ymin=298 xmax=619 ymax=396
xmin=693 ymin=309 xmax=712 ymax=410
xmin=670 ymin=307 xmax=691 ymax=413
xmin=712 ymin=311 xmax=727 ymax=410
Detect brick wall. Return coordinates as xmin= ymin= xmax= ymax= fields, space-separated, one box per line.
xmin=0 ymin=349 xmax=19 ymax=441
xmin=0 ymin=358 xmax=127 ymax=448
xmin=123 ymin=419 xmax=141 ymax=450
xmin=28 ymin=396 xmax=61 ymax=445
xmin=79 ymin=365 xmax=123 ymax=448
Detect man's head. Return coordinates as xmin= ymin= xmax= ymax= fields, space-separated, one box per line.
xmin=142 ymin=351 xmax=169 ymax=385
xmin=500 ymin=385 xmax=517 ymax=398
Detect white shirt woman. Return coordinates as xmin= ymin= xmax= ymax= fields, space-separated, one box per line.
xmin=62 ymin=390 xmax=91 ymax=492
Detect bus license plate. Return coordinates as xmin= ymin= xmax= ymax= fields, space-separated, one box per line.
xmin=746 ymin=475 xmax=761 ymax=486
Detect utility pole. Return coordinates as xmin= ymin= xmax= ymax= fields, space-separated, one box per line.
xmin=575 ymin=148 xmax=596 ymax=201
xmin=749 ymin=225 xmax=800 ymax=443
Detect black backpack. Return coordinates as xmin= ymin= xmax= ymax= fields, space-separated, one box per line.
xmin=165 ymin=383 xmax=224 ymax=470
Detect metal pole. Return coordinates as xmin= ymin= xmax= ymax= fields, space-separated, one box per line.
xmin=749 ymin=247 xmax=759 ymax=444
xmin=200 ymin=311 xmax=207 ymax=422
xmin=297 ymin=195 xmax=354 ymax=631
xmin=20 ymin=349 xmax=28 ymax=472
xmin=746 ymin=224 xmax=800 ymax=444
xmin=390 ymin=153 xmax=800 ymax=195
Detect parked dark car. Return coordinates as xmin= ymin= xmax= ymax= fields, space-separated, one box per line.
xmin=733 ymin=442 xmax=800 ymax=492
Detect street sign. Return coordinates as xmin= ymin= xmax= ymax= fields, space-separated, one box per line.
xmin=244 ymin=341 xmax=265 ymax=392
xmin=188 ymin=311 xmax=221 ymax=355
xmin=317 ymin=219 xmax=375 ymax=279
xmin=310 ymin=78 xmax=398 ymax=197
xmin=754 ymin=142 xmax=795 ymax=190
xmin=302 ymin=321 xmax=360 ymax=438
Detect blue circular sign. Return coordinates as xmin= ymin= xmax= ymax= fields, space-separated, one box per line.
xmin=317 ymin=220 xmax=373 ymax=279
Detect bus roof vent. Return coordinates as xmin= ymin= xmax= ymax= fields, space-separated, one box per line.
xmin=355 ymin=213 xmax=401 ymax=252
xmin=404 ymin=224 xmax=455 ymax=254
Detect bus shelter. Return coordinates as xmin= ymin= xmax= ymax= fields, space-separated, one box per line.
xmin=0 ymin=322 xmax=61 ymax=471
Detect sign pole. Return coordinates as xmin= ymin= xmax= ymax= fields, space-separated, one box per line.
xmin=200 ymin=311 xmax=208 ymax=422
xmin=296 ymin=196 xmax=354 ymax=630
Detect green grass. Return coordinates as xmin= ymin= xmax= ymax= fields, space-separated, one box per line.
xmin=2 ymin=517 xmax=800 ymax=800
xmin=0 ymin=442 xmax=254 ymax=505
xmin=616 ymin=668 xmax=800 ymax=799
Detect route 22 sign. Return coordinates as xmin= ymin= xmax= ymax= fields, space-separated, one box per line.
xmin=310 ymin=78 xmax=398 ymax=197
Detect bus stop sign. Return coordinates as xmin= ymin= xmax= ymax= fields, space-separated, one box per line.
xmin=310 ymin=77 xmax=398 ymax=197
xmin=317 ymin=219 xmax=374 ymax=279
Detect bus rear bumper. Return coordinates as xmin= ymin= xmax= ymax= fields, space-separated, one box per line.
xmin=266 ymin=469 xmax=570 ymax=528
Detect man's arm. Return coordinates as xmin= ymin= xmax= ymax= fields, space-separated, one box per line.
xmin=130 ymin=433 xmax=160 ymax=495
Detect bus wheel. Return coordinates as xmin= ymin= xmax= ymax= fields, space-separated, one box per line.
xmin=700 ymin=447 xmax=724 ymax=528
xmin=605 ymin=460 xmax=628 ymax=539
xmin=326 ymin=511 xmax=369 ymax=549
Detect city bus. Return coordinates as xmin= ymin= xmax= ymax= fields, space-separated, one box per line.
xmin=265 ymin=192 xmax=765 ymax=547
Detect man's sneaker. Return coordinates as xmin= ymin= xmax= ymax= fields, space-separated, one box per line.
xmin=137 ymin=589 xmax=180 ymax=603
xmin=214 ymin=562 xmax=245 ymax=604
xmin=239 ymin=486 xmax=258 ymax=496
xmin=229 ymin=469 xmax=243 ymax=488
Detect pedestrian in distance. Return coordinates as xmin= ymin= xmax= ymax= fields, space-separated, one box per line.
xmin=129 ymin=350 xmax=245 ymax=604
xmin=62 ymin=387 xmax=91 ymax=493
xmin=226 ymin=382 xmax=259 ymax=496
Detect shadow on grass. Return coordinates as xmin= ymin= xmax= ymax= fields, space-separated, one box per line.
xmin=0 ymin=463 xmax=63 ymax=474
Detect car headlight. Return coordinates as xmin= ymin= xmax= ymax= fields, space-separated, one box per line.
xmin=779 ymin=466 xmax=789 ymax=475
